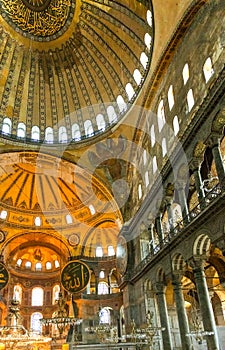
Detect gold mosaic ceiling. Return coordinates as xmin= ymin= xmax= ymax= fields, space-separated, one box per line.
xmin=0 ymin=151 xmax=122 ymax=258
xmin=0 ymin=0 xmax=154 ymax=144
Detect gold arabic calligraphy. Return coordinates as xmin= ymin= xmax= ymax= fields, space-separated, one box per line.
xmin=1 ymin=0 xmax=71 ymax=38
xmin=61 ymin=261 xmax=90 ymax=293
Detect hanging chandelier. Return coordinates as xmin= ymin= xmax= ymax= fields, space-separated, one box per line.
xmin=40 ymin=292 xmax=82 ymax=339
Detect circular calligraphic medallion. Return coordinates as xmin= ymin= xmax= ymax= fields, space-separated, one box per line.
xmin=0 ymin=262 xmax=9 ymax=290
xmin=0 ymin=0 xmax=75 ymax=40
xmin=116 ymin=236 xmax=128 ymax=275
xmin=68 ymin=234 xmax=80 ymax=247
xmin=61 ymin=260 xmax=90 ymax=293
xmin=0 ymin=231 xmax=5 ymax=243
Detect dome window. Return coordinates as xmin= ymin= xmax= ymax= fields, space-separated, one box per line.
xmin=203 ymin=57 xmax=214 ymax=83
xmin=17 ymin=122 xmax=26 ymax=138
xmin=59 ymin=126 xmax=67 ymax=143
xmin=153 ymin=156 xmax=158 ymax=173
xmin=162 ymin=138 xmax=167 ymax=157
xmin=144 ymin=33 xmax=152 ymax=50
xmin=45 ymin=127 xmax=54 ymax=143
xmin=168 ymin=85 xmax=175 ymax=110
xmin=182 ymin=63 xmax=189 ymax=85
xmin=150 ymin=124 xmax=155 ymax=147
xmin=96 ymin=246 xmax=103 ymax=257
xmin=146 ymin=10 xmax=152 ymax=27
xmin=34 ymin=216 xmax=41 ymax=226
xmin=2 ymin=118 xmax=12 ymax=134
xmin=31 ymin=125 xmax=40 ymax=141
xmin=157 ymin=99 xmax=166 ymax=132
xmin=107 ymin=106 xmax=117 ymax=124
xmin=89 ymin=205 xmax=95 ymax=215
xmin=84 ymin=120 xmax=94 ymax=137
xmin=173 ymin=115 xmax=179 ymax=136
xmin=187 ymin=89 xmax=195 ymax=112
xmin=133 ymin=69 xmax=142 ymax=85
xmin=66 ymin=214 xmax=73 ymax=224
xmin=108 ymin=245 xmax=115 ymax=256
xmin=117 ymin=95 xmax=127 ymax=113
xmin=96 ymin=114 xmax=106 ymax=131
xmin=140 ymin=52 xmax=148 ymax=69
xmin=72 ymin=123 xmax=81 ymax=140
xmin=125 ymin=83 xmax=135 ymax=101
xmin=0 ymin=210 xmax=7 ymax=219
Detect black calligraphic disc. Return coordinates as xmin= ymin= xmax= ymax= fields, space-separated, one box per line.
xmin=61 ymin=260 xmax=90 ymax=293
xmin=0 ymin=262 xmax=9 ymax=290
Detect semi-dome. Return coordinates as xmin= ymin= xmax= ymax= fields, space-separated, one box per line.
xmin=0 ymin=0 xmax=154 ymax=144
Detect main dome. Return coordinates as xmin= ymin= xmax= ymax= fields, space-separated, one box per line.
xmin=0 ymin=0 xmax=154 ymax=144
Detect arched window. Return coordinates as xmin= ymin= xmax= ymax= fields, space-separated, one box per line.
xmin=173 ymin=115 xmax=180 ymax=136
xmin=2 ymin=117 xmax=12 ymax=134
xmin=152 ymin=156 xmax=157 ymax=173
xmin=99 ymin=270 xmax=105 ymax=278
xmin=157 ymin=100 xmax=166 ymax=132
xmin=140 ymin=52 xmax=148 ymax=69
xmin=144 ymin=33 xmax=152 ymax=50
xmin=182 ymin=63 xmax=189 ymax=85
xmin=16 ymin=258 xmax=22 ymax=267
xmin=146 ymin=10 xmax=152 ymax=27
xmin=84 ymin=120 xmax=94 ymax=137
xmin=32 ymin=287 xmax=44 ymax=306
xmin=72 ymin=123 xmax=81 ymax=140
xmin=34 ymin=216 xmax=41 ymax=226
xmin=13 ymin=284 xmax=22 ymax=303
xmin=133 ymin=69 xmax=142 ymax=85
xmin=0 ymin=210 xmax=7 ymax=219
xmin=99 ymin=307 xmax=112 ymax=323
xmin=108 ymin=245 xmax=115 ymax=256
xmin=203 ymin=57 xmax=214 ymax=83
xmin=46 ymin=262 xmax=52 ymax=270
xmin=138 ymin=184 xmax=142 ymax=199
xmin=55 ymin=260 xmax=60 ymax=268
xmin=107 ymin=106 xmax=117 ymax=124
xmin=31 ymin=126 xmax=40 ymax=141
xmin=168 ymin=85 xmax=175 ymax=110
xmin=25 ymin=261 xmax=31 ymax=269
xmin=59 ymin=126 xmax=67 ymax=143
xmin=45 ymin=127 xmax=54 ymax=143
xmin=89 ymin=205 xmax=95 ymax=215
xmin=98 ymin=282 xmax=108 ymax=295
xmin=31 ymin=312 xmax=43 ymax=333
xmin=150 ymin=125 xmax=155 ymax=147
xmin=162 ymin=138 xmax=167 ymax=157
xmin=96 ymin=246 xmax=103 ymax=257
xmin=116 ymin=95 xmax=127 ymax=113
xmin=66 ymin=214 xmax=73 ymax=224
xmin=143 ymin=149 xmax=147 ymax=165
xmin=96 ymin=114 xmax=106 ymax=131
xmin=17 ymin=122 xmax=26 ymax=138
xmin=187 ymin=89 xmax=195 ymax=111
xmin=145 ymin=171 xmax=149 ymax=187
xmin=125 ymin=83 xmax=135 ymax=101
xmin=35 ymin=262 xmax=42 ymax=271
xmin=52 ymin=285 xmax=60 ymax=304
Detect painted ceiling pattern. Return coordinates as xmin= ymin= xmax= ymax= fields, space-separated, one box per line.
xmin=0 ymin=0 xmax=154 ymax=143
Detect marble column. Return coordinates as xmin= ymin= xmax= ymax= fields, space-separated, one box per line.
xmin=211 ymin=142 xmax=225 ymax=187
xmin=190 ymin=159 xmax=206 ymax=209
xmin=155 ymin=213 xmax=164 ymax=246
xmin=155 ymin=282 xmax=173 ymax=350
xmin=172 ymin=274 xmax=193 ymax=350
xmin=165 ymin=197 xmax=174 ymax=230
xmin=176 ymin=182 xmax=190 ymax=224
xmin=191 ymin=258 xmax=220 ymax=350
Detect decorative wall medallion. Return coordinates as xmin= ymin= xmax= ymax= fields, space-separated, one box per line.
xmin=61 ymin=260 xmax=90 ymax=293
xmin=0 ymin=263 xmax=9 ymax=290
xmin=0 ymin=0 xmax=75 ymax=40
xmin=68 ymin=234 xmax=80 ymax=246
xmin=0 ymin=231 xmax=5 ymax=243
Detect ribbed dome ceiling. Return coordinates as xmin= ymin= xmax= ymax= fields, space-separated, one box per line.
xmin=0 ymin=0 xmax=154 ymax=144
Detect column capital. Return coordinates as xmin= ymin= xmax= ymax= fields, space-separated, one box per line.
xmin=189 ymin=158 xmax=203 ymax=171
xmin=154 ymin=281 xmax=166 ymax=293
xmin=206 ymin=133 xmax=222 ymax=148
xmin=188 ymin=255 xmax=207 ymax=270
